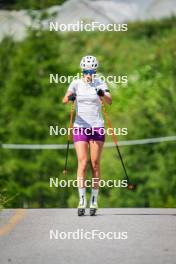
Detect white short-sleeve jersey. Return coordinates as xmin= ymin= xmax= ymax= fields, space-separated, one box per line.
xmin=67 ymin=78 xmax=109 ymax=128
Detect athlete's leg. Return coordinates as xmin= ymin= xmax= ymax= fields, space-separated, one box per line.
xmin=74 ymin=141 xmax=89 ymax=187
xmin=89 ymin=140 xmax=104 ymax=214
xmin=74 ymin=141 xmax=89 ymax=214
xmin=89 ymin=140 xmax=104 ymax=189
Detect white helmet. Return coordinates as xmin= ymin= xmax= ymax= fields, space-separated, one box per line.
xmin=80 ymin=55 xmax=98 ymax=70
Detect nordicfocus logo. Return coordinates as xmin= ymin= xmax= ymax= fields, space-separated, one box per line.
xmin=49 ymin=21 xmax=128 ymax=32
xmin=49 ymin=73 xmax=128 ymax=85
xmin=49 ymin=178 xmax=128 ymax=188
xmin=49 ymin=127 xmax=128 ymax=136
xmin=50 ymin=229 xmax=128 ymax=240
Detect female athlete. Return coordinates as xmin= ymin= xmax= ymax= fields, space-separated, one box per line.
xmin=63 ymin=55 xmax=112 ymax=216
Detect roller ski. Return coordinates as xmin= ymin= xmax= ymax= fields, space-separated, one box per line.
xmin=77 ymin=198 xmax=86 ymax=216
xmin=90 ymin=202 xmax=98 ymax=216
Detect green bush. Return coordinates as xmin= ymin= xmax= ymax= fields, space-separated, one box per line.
xmin=0 ymin=17 xmax=176 ymax=208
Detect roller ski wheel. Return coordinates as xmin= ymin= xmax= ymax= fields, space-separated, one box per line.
xmin=90 ymin=208 xmax=97 ymax=216
xmin=90 ymin=204 xmax=98 ymax=216
xmin=78 ymin=208 xmax=85 ymax=216
xmin=77 ymin=200 xmax=86 ymax=216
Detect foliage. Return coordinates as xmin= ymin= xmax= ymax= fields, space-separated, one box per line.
xmin=0 ymin=17 xmax=176 ymax=208
xmin=0 ymin=0 xmax=66 ymax=10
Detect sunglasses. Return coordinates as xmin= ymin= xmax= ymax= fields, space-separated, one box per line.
xmin=82 ymin=69 xmax=96 ymax=75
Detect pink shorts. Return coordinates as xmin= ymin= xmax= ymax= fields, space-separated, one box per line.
xmin=73 ymin=127 xmax=105 ymax=143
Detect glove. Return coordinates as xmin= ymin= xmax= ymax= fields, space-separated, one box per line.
xmin=97 ymin=89 xmax=104 ymax=97
xmin=68 ymin=93 xmax=76 ymax=101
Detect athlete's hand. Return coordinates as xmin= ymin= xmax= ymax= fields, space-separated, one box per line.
xmin=97 ymin=89 xmax=104 ymax=97
xmin=68 ymin=93 xmax=76 ymax=101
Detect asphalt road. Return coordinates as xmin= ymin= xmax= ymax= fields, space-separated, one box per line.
xmin=0 ymin=208 xmax=176 ymax=264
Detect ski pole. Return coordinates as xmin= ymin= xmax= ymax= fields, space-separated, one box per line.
xmin=100 ymin=97 xmax=135 ymax=190
xmin=63 ymin=101 xmax=75 ymax=175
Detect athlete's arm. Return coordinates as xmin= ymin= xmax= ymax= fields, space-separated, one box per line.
xmin=97 ymin=80 xmax=112 ymax=105
xmin=63 ymin=80 xmax=77 ymax=104
xmin=97 ymin=88 xmax=112 ymax=105
xmin=62 ymin=91 xmax=73 ymax=104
